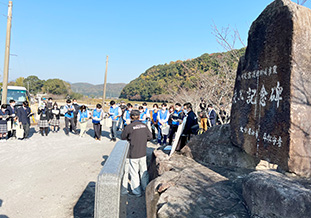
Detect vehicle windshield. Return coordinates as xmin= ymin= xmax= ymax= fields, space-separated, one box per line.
xmin=7 ymin=89 xmax=27 ymax=103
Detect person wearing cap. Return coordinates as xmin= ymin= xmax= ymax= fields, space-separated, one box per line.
xmin=121 ymin=110 xmax=152 ymax=197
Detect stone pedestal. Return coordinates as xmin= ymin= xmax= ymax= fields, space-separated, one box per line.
xmin=230 ymin=0 xmax=311 ymax=177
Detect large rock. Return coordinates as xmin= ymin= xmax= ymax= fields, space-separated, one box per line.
xmin=243 ymin=170 xmax=311 ymax=218
xmin=146 ymin=151 xmax=250 ymax=218
xmin=230 ymin=0 xmax=311 ymax=177
xmin=182 ymin=124 xmax=259 ymax=169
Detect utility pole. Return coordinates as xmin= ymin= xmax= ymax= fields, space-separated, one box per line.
xmin=102 ymin=55 xmax=109 ymax=107
xmin=1 ymin=1 xmax=13 ymax=105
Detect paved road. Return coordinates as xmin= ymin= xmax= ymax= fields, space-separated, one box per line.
xmin=0 ymin=122 xmax=116 ymax=218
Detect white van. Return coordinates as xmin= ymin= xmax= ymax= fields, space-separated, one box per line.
xmin=1 ymin=86 xmax=31 ymax=106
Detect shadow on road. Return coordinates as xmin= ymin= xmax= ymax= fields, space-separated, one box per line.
xmin=73 ymin=182 xmax=96 ymax=218
xmin=0 ymin=199 xmax=9 ymax=218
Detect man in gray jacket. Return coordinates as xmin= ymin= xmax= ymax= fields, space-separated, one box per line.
xmin=121 ymin=110 xmax=152 ymax=197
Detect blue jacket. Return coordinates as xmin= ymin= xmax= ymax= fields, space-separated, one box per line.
xmin=64 ymin=105 xmax=74 ymax=119
xmin=17 ymin=106 xmax=31 ymax=125
xmin=171 ymin=110 xmax=184 ymax=126
xmin=79 ymin=110 xmax=89 ymax=122
xmin=109 ymin=106 xmax=120 ymax=121
xmin=92 ymin=109 xmax=102 ymax=124
xmin=123 ymin=110 xmax=131 ymax=126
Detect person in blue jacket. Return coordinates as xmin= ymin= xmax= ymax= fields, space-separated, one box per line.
xmin=92 ymin=104 xmax=103 ymax=140
xmin=64 ymin=99 xmax=77 ymax=136
xmin=157 ymin=103 xmax=169 ymax=146
xmin=139 ymin=106 xmax=147 ymax=124
xmin=109 ymin=100 xmax=121 ymax=142
xmin=168 ymin=103 xmax=184 ymax=145
xmin=123 ymin=103 xmax=133 ymax=127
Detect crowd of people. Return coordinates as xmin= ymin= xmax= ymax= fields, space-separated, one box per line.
xmin=0 ymin=97 xmax=228 ymax=197
xmin=0 ymin=97 xmax=227 ymax=143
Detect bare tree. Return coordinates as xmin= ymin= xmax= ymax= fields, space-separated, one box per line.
xmin=297 ymin=0 xmax=308 ymax=5
xmin=167 ymin=24 xmax=245 ymax=124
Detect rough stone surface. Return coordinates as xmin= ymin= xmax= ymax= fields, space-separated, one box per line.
xmin=230 ymin=0 xmax=311 ymax=177
xmin=146 ymin=150 xmax=250 ymax=218
xmin=94 ymin=140 xmax=129 ymax=218
xmin=243 ymin=170 xmax=311 ymax=218
xmin=181 ymin=124 xmax=259 ymax=169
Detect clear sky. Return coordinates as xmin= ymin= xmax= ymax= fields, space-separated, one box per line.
xmin=0 ymin=0 xmax=309 ymax=85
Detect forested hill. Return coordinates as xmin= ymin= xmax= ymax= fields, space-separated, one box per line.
xmin=71 ymin=82 xmax=126 ymax=98
xmin=119 ymin=48 xmax=245 ymax=101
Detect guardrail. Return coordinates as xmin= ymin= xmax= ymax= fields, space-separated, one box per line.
xmin=94 ymin=140 xmax=129 ymax=218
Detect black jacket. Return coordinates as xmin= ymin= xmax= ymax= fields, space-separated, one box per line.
xmin=183 ymin=110 xmax=198 ymax=135
xmin=38 ymin=107 xmax=50 ymax=121
xmin=17 ymin=106 xmax=31 ymax=125
xmin=121 ymin=120 xmax=152 ymax=159
xmin=72 ymin=103 xmax=80 ymax=116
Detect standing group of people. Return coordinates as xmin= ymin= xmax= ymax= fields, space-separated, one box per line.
xmin=120 ymin=101 xmax=201 ymax=197
xmin=0 ymin=99 xmax=32 ymax=140
xmin=198 ymin=99 xmax=229 ymax=132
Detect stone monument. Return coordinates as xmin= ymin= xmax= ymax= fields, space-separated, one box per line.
xmin=231 ymin=0 xmax=311 ymax=177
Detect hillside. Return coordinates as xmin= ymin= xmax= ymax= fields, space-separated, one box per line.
xmin=71 ymin=83 xmax=126 ymax=98
xmin=120 ymin=48 xmax=245 ymax=101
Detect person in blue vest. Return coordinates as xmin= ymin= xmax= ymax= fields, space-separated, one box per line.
xmin=123 ymin=103 xmax=133 ymax=127
xmin=139 ymin=106 xmax=147 ymax=124
xmin=142 ymin=102 xmax=151 ymax=126
xmin=157 ymin=103 xmax=169 ymax=146
xmin=78 ymin=105 xmax=90 ymax=137
xmin=168 ymin=103 xmax=185 ymax=146
xmin=150 ymin=104 xmax=159 ymax=141
xmin=109 ymin=100 xmax=121 ymax=142
xmin=64 ymin=99 xmax=77 ymax=136
xmin=208 ymin=104 xmax=217 ymax=127
xmin=92 ymin=104 xmax=103 ymax=140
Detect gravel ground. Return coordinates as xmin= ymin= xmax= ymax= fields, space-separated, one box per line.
xmin=0 ymin=120 xmax=151 ymax=218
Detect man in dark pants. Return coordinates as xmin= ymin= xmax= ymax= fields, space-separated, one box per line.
xmin=208 ymin=104 xmax=217 ymax=127
xmin=121 ymin=110 xmax=152 ymax=197
xmin=6 ymin=99 xmax=17 ymax=139
xmin=168 ymin=103 xmax=184 ymax=145
xmin=109 ymin=100 xmax=121 ymax=142
xmin=16 ymin=101 xmax=31 ymax=139
xmin=64 ymin=99 xmax=77 ymax=135
xmin=176 ymin=102 xmax=198 ymax=151
xmin=71 ymin=99 xmax=80 ymax=132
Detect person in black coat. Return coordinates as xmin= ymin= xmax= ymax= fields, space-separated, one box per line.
xmin=16 ymin=101 xmax=31 ymax=139
xmin=176 ymin=102 xmax=198 ymax=152
xmin=50 ymin=102 xmax=61 ymax=132
xmin=38 ymin=103 xmax=50 ymax=136
xmin=208 ymin=104 xmax=217 ymax=127
xmin=71 ymin=99 xmax=80 ymax=131
xmin=0 ymin=104 xmax=9 ymax=140
xmin=6 ymin=99 xmax=17 ymax=139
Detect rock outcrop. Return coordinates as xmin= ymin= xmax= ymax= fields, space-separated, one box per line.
xmin=181 ymin=124 xmax=259 ymax=169
xmin=146 ymin=150 xmax=250 ymax=218
xmin=230 ymin=0 xmax=311 ymax=177
xmin=243 ymin=170 xmax=311 ymax=218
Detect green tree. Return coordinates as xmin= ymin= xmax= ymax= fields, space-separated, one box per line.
xmin=15 ymin=77 xmax=24 ymax=86
xmin=23 ymin=75 xmax=44 ymax=94
xmin=43 ymin=79 xmax=68 ymax=95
